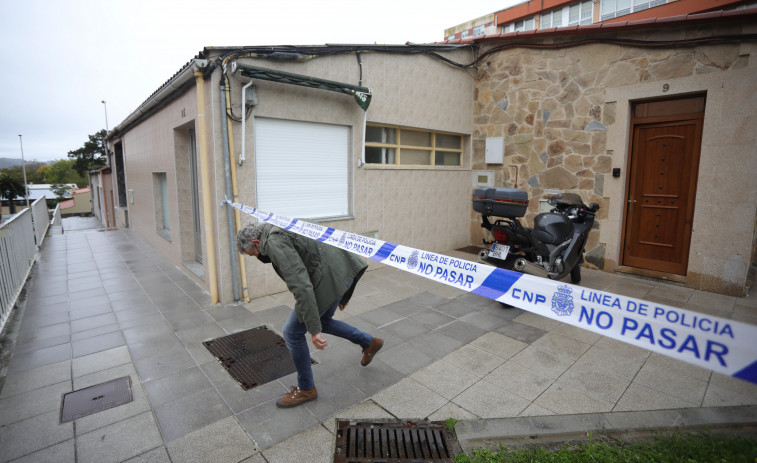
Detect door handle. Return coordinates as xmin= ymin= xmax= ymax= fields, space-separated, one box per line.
xmin=628 ymin=199 xmax=637 ymax=204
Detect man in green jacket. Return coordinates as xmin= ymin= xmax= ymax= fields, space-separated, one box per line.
xmin=236 ymin=222 xmax=383 ymax=408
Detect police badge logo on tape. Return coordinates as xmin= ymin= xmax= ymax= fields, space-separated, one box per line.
xmin=407 ymin=250 xmax=419 ymax=271
xmin=551 ymin=285 xmax=574 ymax=317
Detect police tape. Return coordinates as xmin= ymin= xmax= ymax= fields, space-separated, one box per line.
xmin=222 ymin=199 xmax=757 ymax=385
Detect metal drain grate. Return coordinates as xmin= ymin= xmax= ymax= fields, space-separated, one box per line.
xmin=60 ymin=376 xmax=133 ymax=423
xmin=203 ymin=325 xmax=316 ymax=390
xmin=334 ymin=420 xmax=460 ymax=462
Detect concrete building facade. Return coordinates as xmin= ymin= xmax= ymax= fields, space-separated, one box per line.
xmin=105 ymin=8 xmax=757 ymax=303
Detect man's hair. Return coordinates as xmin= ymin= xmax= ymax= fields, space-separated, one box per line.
xmin=236 ymin=222 xmax=265 ymax=254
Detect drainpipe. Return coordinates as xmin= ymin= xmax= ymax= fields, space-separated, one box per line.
xmin=195 ymin=66 xmax=219 ymax=304
xmin=225 ymin=77 xmax=250 ymax=302
xmin=220 ymin=76 xmax=240 ymax=301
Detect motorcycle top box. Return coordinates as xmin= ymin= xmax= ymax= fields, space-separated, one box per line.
xmin=472 ymin=187 xmax=528 ymax=218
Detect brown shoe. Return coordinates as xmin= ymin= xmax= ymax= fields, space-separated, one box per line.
xmin=276 ymin=386 xmax=317 ymax=408
xmin=361 ymin=337 xmax=383 ymax=366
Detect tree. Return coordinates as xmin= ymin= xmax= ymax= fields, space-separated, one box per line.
xmin=43 ymin=159 xmax=87 ymax=187
xmin=0 ymin=172 xmax=25 ymax=214
xmin=68 ymin=129 xmax=106 ymax=176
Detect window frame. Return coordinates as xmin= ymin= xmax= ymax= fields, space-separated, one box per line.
xmin=364 ymin=124 xmax=465 ymax=168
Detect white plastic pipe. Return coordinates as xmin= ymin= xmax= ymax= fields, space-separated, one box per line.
xmin=240 ymin=80 xmax=255 ymax=166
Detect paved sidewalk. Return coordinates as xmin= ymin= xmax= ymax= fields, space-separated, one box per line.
xmin=0 ymin=218 xmax=756 ymax=462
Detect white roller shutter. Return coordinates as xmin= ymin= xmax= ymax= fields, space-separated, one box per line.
xmin=255 ymin=118 xmax=350 ymax=220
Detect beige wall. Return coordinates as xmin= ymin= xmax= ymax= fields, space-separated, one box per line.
xmin=114 ymin=49 xmax=477 ymax=302
xmin=220 ymin=51 xmax=476 ymax=301
xmin=61 ymin=191 xmax=92 ymax=215
xmin=117 ymin=87 xmax=204 ymax=282
xmin=472 ymin=21 xmax=757 ymax=295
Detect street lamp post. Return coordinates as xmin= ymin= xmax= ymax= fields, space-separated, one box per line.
xmin=102 ymin=100 xmax=109 ymax=132
xmin=17 ymin=134 xmax=30 ymax=209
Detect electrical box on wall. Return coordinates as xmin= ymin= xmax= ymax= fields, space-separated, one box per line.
xmin=472 ymin=170 xmax=494 ymax=187
xmin=485 ymin=137 xmax=504 ymax=164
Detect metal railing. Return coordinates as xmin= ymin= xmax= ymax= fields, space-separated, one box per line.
xmin=31 ymin=196 xmax=50 ymax=247
xmin=0 ymin=208 xmax=37 ymax=332
xmin=51 ymin=203 xmax=62 ymax=227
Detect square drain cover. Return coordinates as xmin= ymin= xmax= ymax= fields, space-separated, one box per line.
xmin=203 ymin=325 xmax=316 ymax=390
xmin=334 ymin=420 xmax=461 ymax=462
xmin=60 ymin=376 xmax=133 ymax=423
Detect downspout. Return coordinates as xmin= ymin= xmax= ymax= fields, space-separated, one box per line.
xmin=225 ymin=77 xmax=250 ymax=302
xmin=219 ymin=75 xmax=240 ymax=301
xmin=195 ymin=66 xmax=220 ymax=304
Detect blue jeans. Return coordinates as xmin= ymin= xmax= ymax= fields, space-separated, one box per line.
xmin=282 ymin=297 xmax=373 ymax=390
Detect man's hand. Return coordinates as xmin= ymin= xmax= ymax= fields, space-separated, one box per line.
xmin=338 ymin=302 xmax=348 ymax=311
xmin=311 ymin=333 xmax=328 ymax=350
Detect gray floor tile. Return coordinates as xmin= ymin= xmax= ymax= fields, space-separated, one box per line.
xmin=409 ymin=291 xmax=450 ymax=308
xmin=357 ymin=307 xmax=405 ymax=328
xmin=15 ymin=322 xmax=70 ymax=346
xmin=133 ymin=347 xmax=197 ymax=382
xmin=237 ymin=400 xmax=320 ymax=450
xmin=72 ymin=345 xmax=132 ymax=378
xmin=69 ymin=302 xmax=112 ymax=320
xmin=76 ymin=411 xmax=163 ymax=463
xmin=166 ymin=416 xmax=257 ymax=463
xmin=122 ymin=446 xmax=171 ymax=463
xmin=0 ymin=360 xmax=71 ymax=399
xmin=71 ymin=312 xmax=117 ymax=333
xmin=71 ymin=323 xmax=121 ymax=342
xmin=18 ymin=311 xmax=70 ymax=332
xmin=12 ymin=334 xmax=71 ymax=355
xmin=143 ymin=365 xmax=214 ymax=408
xmin=0 ymin=410 xmax=73 ymax=463
xmin=339 ymin=357 xmax=405 ymax=396
xmin=7 ymin=342 xmax=72 ymax=375
xmin=380 ymin=342 xmax=437 ymax=375
xmin=153 ymin=388 xmax=233 ymax=442
xmin=72 ymin=331 xmax=126 ymax=358
xmin=303 ymin=374 xmax=367 ymax=420
xmin=406 ymin=331 xmax=465 ymax=359
xmin=0 ymin=380 xmax=71 ymax=427
xmin=8 ymin=439 xmax=75 ymax=463
xmin=381 ymin=318 xmax=431 ymax=341
xmin=433 ymin=299 xmax=476 ymax=318
xmin=433 ymin=320 xmax=488 ymax=344
xmin=410 ymin=309 xmax=456 ymax=329
xmin=200 ymin=359 xmax=288 ymax=414
xmin=494 ymin=320 xmax=548 ymax=344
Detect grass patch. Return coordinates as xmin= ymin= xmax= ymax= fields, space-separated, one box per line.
xmin=454 ymin=432 xmax=757 ymax=463
xmin=445 ymin=418 xmax=460 ymax=431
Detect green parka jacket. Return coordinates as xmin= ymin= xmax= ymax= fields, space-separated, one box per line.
xmin=258 ymin=223 xmax=368 ymax=335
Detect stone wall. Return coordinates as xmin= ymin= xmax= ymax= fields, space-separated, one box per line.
xmin=471 ymin=23 xmax=755 ymax=295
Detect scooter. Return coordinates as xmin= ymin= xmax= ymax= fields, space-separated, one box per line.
xmin=473 ymin=187 xmax=599 ymax=284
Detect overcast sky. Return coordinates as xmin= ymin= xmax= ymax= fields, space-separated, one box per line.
xmin=0 ymin=0 xmax=518 ymax=163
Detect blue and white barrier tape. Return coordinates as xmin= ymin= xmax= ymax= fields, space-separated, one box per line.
xmin=222 ymin=199 xmax=757 ymax=385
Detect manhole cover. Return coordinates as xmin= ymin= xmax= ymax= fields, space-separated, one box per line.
xmin=60 ymin=376 xmax=133 ymax=423
xmin=334 ymin=420 xmax=461 ymax=462
xmin=203 ymin=326 xmax=316 ymax=390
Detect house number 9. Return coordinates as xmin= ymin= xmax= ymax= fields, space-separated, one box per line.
xmin=662 ymin=83 xmax=669 ymax=92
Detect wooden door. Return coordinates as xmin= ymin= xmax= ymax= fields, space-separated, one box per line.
xmin=622 ymin=97 xmax=704 ymax=275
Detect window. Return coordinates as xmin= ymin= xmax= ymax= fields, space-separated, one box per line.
xmin=601 ymin=0 xmax=665 ymax=20
xmin=472 ymin=25 xmax=485 ymax=36
xmin=365 ymin=125 xmax=463 ymax=167
xmin=540 ymin=10 xmax=563 ymax=28
xmin=569 ymin=0 xmax=593 ymax=25
xmin=153 ymin=172 xmax=170 ymax=240
xmin=501 ymin=16 xmax=535 ymax=33
xmin=255 ymin=118 xmax=350 ymax=220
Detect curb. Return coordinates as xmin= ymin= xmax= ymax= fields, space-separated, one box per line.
xmin=454 ymin=405 xmax=757 ymax=453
